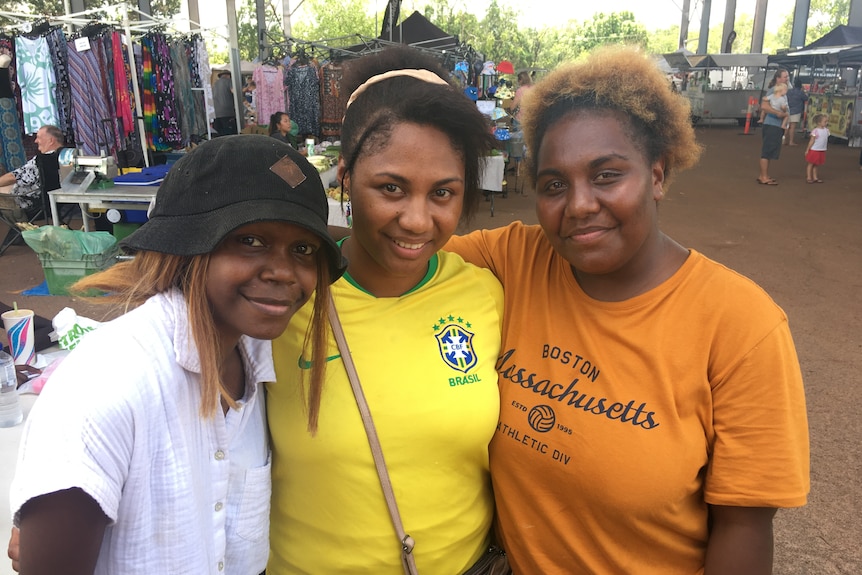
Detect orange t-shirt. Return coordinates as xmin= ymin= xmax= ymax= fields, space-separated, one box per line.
xmin=446 ymin=222 xmax=809 ymax=574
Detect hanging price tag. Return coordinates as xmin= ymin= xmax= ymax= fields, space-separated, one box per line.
xmin=74 ymin=37 xmax=91 ymax=52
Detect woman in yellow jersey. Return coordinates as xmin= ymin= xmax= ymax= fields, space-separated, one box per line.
xmin=267 ymin=46 xmax=504 ymax=574
xmin=446 ymin=46 xmax=809 ymax=574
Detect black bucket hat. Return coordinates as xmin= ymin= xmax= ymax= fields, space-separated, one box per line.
xmin=121 ymin=135 xmax=347 ymax=281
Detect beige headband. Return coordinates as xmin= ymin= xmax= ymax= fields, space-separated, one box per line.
xmin=344 ymin=69 xmax=450 ymax=111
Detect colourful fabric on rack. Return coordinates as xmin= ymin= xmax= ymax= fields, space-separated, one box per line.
xmin=170 ymin=41 xmax=194 ymax=145
xmin=14 ymin=35 xmax=58 ymax=134
xmin=140 ymin=37 xmax=157 ymax=149
xmin=319 ymin=61 xmax=347 ymax=140
xmin=184 ymin=37 xmax=207 ymax=139
xmin=67 ymin=36 xmax=113 ymax=156
xmin=117 ymin=39 xmax=144 ymax=169
xmin=45 ymin=28 xmax=74 ymax=145
xmin=142 ymin=33 xmax=182 ymax=151
xmin=196 ymin=39 xmax=214 ymax=127
xmin=97 ymin=34 xmax=124 ymax=154
xmin=285 ymin=60 xmax=320 ymax=137
xmin=0 ymin=36 xmax=26 ymax=142
xmin=112 ymin=32 xmax=134 ymax=137
xmin=252 ymin=64 xmax=286 ymax=128
xmin=0 ymin=64 xmax=26 ymax=173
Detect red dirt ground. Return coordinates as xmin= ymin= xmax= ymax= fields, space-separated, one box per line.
xmin=1 ymin=124 xmax=860 ymax=573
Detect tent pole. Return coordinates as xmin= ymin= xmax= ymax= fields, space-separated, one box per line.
xmin=123 ymin=3 xmax=150 ymax=167
xmin=226 ymin=0 xmax=244 ymax=133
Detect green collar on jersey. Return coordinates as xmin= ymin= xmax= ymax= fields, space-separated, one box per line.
xmin=338 ymin=237 xmax=439 ymax=297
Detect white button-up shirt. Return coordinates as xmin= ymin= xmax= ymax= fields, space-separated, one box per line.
xmin=11 ymin=289 xmax=272 ymax=574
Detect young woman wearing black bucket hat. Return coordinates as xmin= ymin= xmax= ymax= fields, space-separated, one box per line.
xmin=9 ymin=135 xmax=345 ymax=575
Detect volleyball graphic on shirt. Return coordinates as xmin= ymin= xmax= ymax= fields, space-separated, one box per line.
xmin=528 ymin=405 xmax=556 ymax=433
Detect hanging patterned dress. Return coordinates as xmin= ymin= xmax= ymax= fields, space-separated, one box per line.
xmin=97 ymin=33 xmax=124 ymax=155
xmin=140 ymin=33 xmax=182 ymax=151
xmin=170 ymin=41 xmax=192 ymax=146
xmin=185 ymin=36 xmax=208 ymax=139
xmin=111 ymin=31 xmax=134 ymax=138
xmin=252 ymin=64 xmax=286 ymax=128
xmin=0 ymin=45 xmax=26 ymax=173
xmin=285 ymin=60 xmax=320 ymax=137
xmin=195 ymin=38 xmax=214 ymax=132
xmin=14 ymin=35 xmax=58 ymax=134
xmin=67 ymin=35 xmax=114 ymax=156
xmin=45 ymin=28 xmax=74 ymax=145
xmin=319 ymin=60 xmax=347 ymax=141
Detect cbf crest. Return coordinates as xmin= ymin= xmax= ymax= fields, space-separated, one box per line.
xmin=435 ymin=322 xmax=477 ymax=373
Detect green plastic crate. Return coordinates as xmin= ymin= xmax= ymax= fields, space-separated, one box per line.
xmin=111 ymin=223 xmax=141 ymax=242
xmin=37 ymin=249 xmax=119 ymax=296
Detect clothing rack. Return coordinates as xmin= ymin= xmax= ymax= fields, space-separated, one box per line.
xmin=1 ymin=3 xmax=218 ymax=167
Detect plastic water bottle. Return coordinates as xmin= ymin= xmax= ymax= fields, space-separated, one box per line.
xmin=0 ymin=350 xmax=23 ymax=427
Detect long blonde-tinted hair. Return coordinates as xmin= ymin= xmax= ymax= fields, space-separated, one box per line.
xmin=72 ymin=249 xmax=332 ymax=427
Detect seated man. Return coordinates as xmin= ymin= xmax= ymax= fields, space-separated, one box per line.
xmin=0 ymin=124 xmax=63 ymax=249
xmin=0 ymin=124 xmax=64 ymax=212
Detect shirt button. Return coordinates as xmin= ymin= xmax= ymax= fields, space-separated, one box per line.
xmin=215 ymin=501 xmax=223 ymax=512
xmin=218 ymin=561 xmax=224 ymax=571
xmin=214 ymin=450 xmax=225 ymax=461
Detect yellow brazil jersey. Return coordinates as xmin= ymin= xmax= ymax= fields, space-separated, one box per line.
xmin=267 ymin=249 xmax=504 ymax=574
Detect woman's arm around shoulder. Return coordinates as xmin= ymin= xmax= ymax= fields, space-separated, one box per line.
xmin=704 ymin=505 xmax=776 ymax=575
xmin=17 ymin=488 xmax=109 ymax=575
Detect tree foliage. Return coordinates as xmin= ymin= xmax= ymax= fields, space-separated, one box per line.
xmin=290 ymin=0 xmax=376 ymax=46
xmin=218 ymin=0 xmax=814 ymax=70
xmin=573 ymin=11 xmax=649 ymax=53
xmin=776 ymin=0 xmax=849 ymax=48
xmin=0 ymin=0 xmax=180 ymax=20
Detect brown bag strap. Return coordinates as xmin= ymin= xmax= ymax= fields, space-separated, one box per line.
xmin=328 ymin=296 xmax=419 ymax=575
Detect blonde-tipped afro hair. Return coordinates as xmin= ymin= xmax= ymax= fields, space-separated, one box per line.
xmin=520 ymin=46 xmax=702 ymax=190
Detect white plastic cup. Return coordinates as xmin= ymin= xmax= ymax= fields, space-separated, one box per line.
xmin=2 ymin=308 xmax=36 ymax=366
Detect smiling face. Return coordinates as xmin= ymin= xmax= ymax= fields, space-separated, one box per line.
xmin=206 ymin=220 xmax=321 ymax=347
xmin=341 ymin=122 xmax=465 ymax=297
xmin=534 ymin=111 xmax=670 ymax=296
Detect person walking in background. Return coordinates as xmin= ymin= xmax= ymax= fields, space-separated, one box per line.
xmin=212 ymin=71 xmax=237 ymax=136
xmin=757 ymin=68 xmax=790 ymax=185
xmin=511 ymin=70 xmax=533 ymax=127
xmin=446 ymin=46 xmax=809 ymax=574
xmin=9 ymin=135 xmax=345 ymax=575
xmin=805 ymin=113 xmax=829 ymax=183
xmin=785 ymin=79 xmax=809 ymax=146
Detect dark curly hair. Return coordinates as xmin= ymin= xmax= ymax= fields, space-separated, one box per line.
xmin=520 ymin=46 xmax=702 ymax=191
xmin=340 ymin=45 xmax=495 ymax=223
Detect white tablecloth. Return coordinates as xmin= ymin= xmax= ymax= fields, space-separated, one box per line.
xmin=327 ymin=198 xmax=350 ymax=228
xmin=480 ymin=155 xmax=505 ymax=192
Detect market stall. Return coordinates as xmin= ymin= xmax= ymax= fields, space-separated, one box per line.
xmin=673 ymin=53 xmax=770 ymax=125
xmin=768 ymin=25 xmax=862 ymax=145
xmin=0 ymin=3 xmax=216 ymax=169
